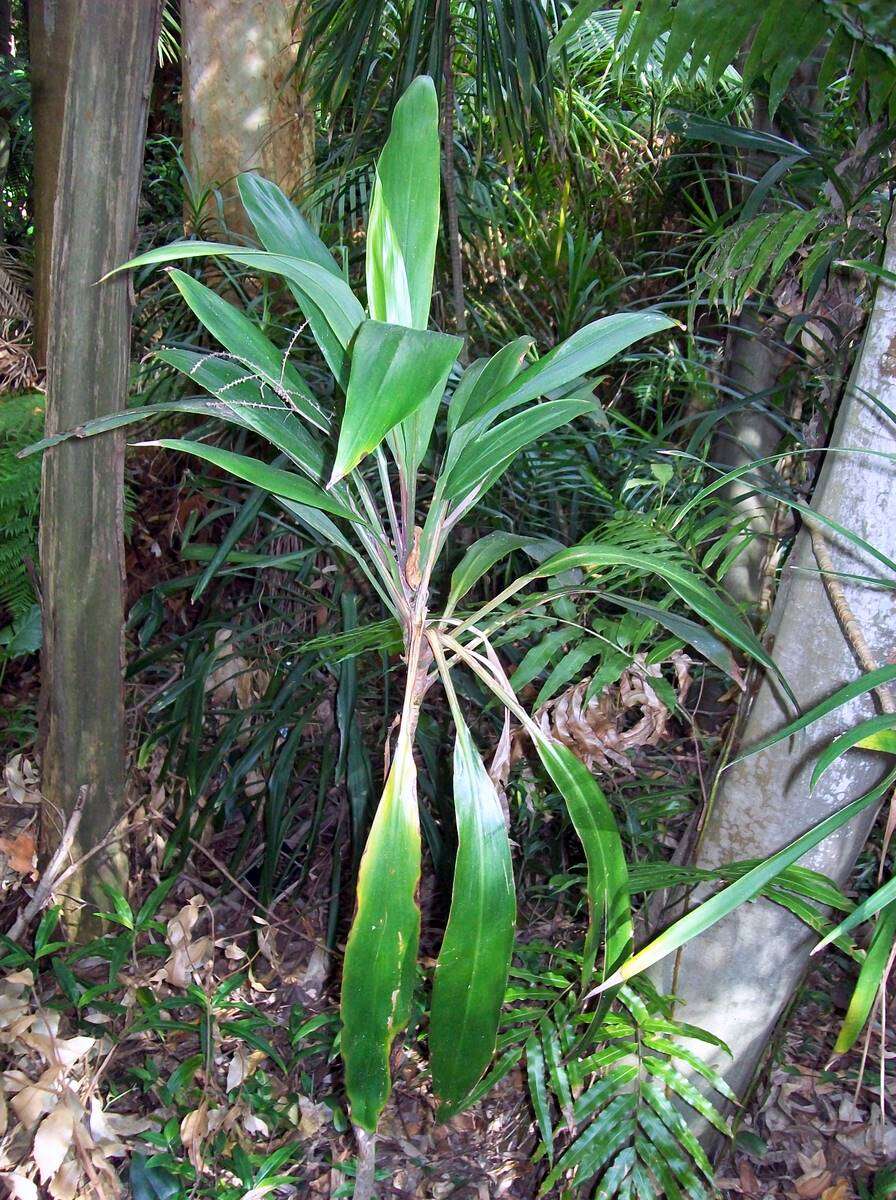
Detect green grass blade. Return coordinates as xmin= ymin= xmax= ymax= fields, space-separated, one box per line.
xmin=814 ymin=874 xmax=896 ymax=954
xmin=601 ymin=770 xmax=896 ymax=990
xmin=728 ymin=664 xmax=896 ymax=769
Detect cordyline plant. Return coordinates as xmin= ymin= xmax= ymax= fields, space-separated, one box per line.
xmin=31 ymin=77 xmax=808 ymax=1162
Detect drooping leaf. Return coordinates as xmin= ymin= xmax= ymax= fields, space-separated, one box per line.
xmin=140 ymin=439 xmax=361 ymax=523
xmin=535 ymin=738 xmax=632 ymax=986
xmin=341 ymin=731 xmax=421 ymax=1132
xmin=329 ymin=319 xmax=461 ymax=485
xmin=366 ymin=75 xmax=440 ymax=331
xmin=156 ymin=348 xmax=327 ymax=481
xmin=430 ymin=717 xmax=516 ymax=1114
xmin=810 ymin=713 xmax=896 ymax=790
xmin=445 ymin=531 xmax=563 ymax=616
xmin=532 ymin=544 xmax=793 ymax=703
xmin=110 ymin=244 xmax=365 ymax=364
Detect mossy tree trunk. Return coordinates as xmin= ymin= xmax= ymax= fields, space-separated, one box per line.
xmin=181 ymin=0 xmax=314 ymax=237
xmin=34 ymin=0 xmax=161 ymax=931
xmin=653 ymin=206 xmax=896 ymax=1118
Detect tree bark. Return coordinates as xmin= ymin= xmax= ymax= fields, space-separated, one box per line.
xmin=35 ymin=0 xmax=161 ymax=932
xmin=28 ymin=0 xmax=70 ymax=370
xmin=181 ymin=0 xmax=314 ymax=237
xmin=653 ymin=206 xmax=896 ymax=1115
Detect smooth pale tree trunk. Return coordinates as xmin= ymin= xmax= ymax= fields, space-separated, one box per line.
xmin=713 ymin=311 xmax=788 ymax=608
xmin=653 ymin=208 xmax=896 ymax=1115
xmin=181 ymin=0 xmax=314 ymax=237
xmin=34 ymin=0 xmax=160 ymax=931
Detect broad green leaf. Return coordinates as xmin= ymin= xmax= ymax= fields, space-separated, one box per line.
xmin=535 ymin=738 xmax=632 ymax=986
xmin=430 ymin=718 xmax=516 ymax=1114
xmin=471 ymin=312 xmax=676 ymax=427
xmin=156 ymin=348 xmax=327 ymax=480
xmin=18 ymin=395 xmax=295 ymax=456
xmin=856 ymin=729 xmax=896 ymax=753
xmin=532 ymin=544 xmax=793 ymax=703
xmin=728 ymin=664 xmax=896 ymax=768
xmin=329 ymin=319 xmax=461 ymax=485
xmin=814 ymin=874 xmax=896 ymax=953
xmin=236 ymin=172 xmax=351 ymax=387
xmin=366 ymin=75 xmax=440 ymax=331
xmin=833 ymin=899 xmax=896 ymax=1054
xmin=141 ymin=439 xmax=361 ymax=523
xmin=341 ymin=731 xmax=421 ymax=1132
xmin=511 ymin=627 xmax=581 ymax=692
xmin=445 ymin=532 xmax=563 ymax=616
xmin=167 ymin=270 xmax=327 ymax=431
xmin=448 ymin=337 xmax=534 ymax=434
xmin=237 ymin=173 xmax=340 ymax=276
xmin=535 ymin=637 xmax=607 ymax=709
xmin=602 ymin=769 xmax=896 ymax=990
xmin=444 ymin=399 xmax=596 ymax=501
xmin=810 ymin=713 xmax=896 ymax=789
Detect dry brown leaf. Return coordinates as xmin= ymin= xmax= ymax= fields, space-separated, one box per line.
xmin=531 ymin=651 xmax=691 ymax=771
xmin=298 ymin=1096 xmax=330 ymax=1138
xmin=0 ymin=832 xmax=36 ymax=875
xmin=33 ymin=1103 xmax=74 ymax=1183
xmin=821 ymin=1181 xmax=854 ymax=1200
xmin=180 ymin=1100 xmax=209 ymax=1173
xmin=160 ymin=896 xmax=212 ymax=987
xmin=795 ymin=1172 xmax=833 ymax=1199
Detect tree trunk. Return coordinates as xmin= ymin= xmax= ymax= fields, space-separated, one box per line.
xmin=181 ymin=0 xmax=314 ymax=237
xmin=713 ymin=311 xmax=788 ymax=608
xmin=28 ymin=0 xmax=70 ymax=370
xmin=653 ymin=207 xmax=896 ymax=1114
xmin=35 ymin=0 xmax=160 ymax=932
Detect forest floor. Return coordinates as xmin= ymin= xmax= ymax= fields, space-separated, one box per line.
xmin=1 ymin=744 xmax=894 ymax=1200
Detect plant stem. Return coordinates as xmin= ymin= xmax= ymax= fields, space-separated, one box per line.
xmin=352 ymin=1126 xmax=377 ymax=1200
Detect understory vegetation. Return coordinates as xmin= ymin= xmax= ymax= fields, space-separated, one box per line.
xmin=1 ymin=3 xmax=896 ymax=1198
